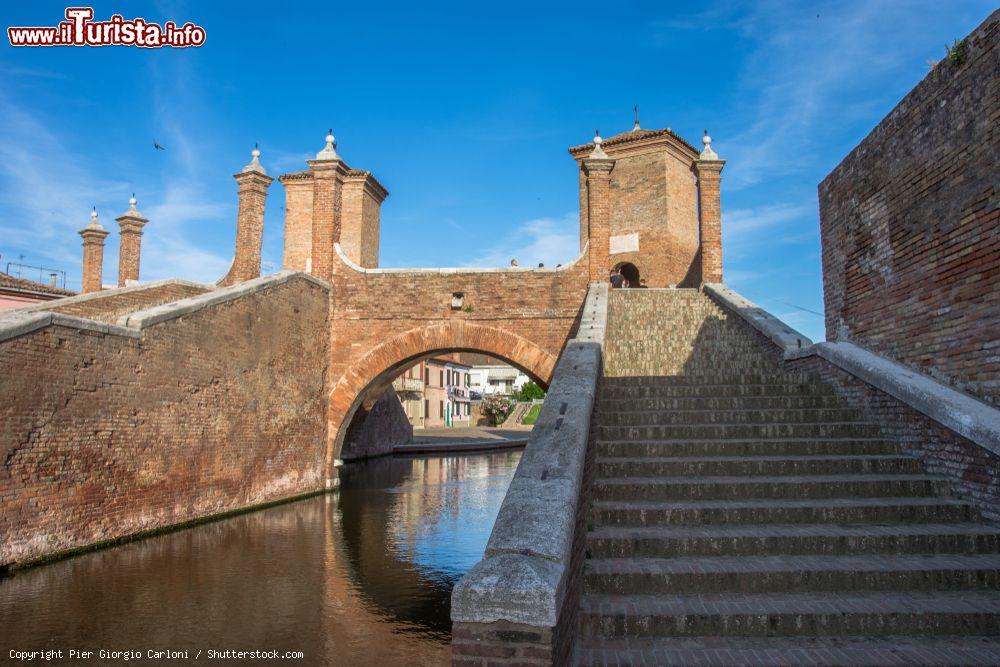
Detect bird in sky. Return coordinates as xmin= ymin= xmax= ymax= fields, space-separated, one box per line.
xmin=153 ymin=140 xmax=166 ymax=151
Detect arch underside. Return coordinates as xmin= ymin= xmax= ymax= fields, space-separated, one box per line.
xmin=326 ymin=320 xmax=560 ymax=466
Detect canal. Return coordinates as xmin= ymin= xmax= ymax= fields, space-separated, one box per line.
xmin=0 ymin=450 xmax=522 ymax=665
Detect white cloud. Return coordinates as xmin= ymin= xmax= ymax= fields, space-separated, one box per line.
xmin=724 ymin=203 xmax=812 ymax=237
xmin=464 ymin=213 xmax=580 ymax=269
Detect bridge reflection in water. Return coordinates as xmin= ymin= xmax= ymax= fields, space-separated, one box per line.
xmin=0 ymin=450 xmax=521 ymax=666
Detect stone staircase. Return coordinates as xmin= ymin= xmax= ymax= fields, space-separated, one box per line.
xmin=576 ymin=288 xmax=1000 ymax=665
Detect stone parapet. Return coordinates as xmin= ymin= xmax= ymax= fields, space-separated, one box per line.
xmin=704 ymin=283 xmax=813 ymax=355
xmin=451 ymin=281 xmax=606 ymax=664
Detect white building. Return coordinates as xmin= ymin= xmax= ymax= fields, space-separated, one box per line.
xmin=468 ymin=364 xmax=530 ymax=397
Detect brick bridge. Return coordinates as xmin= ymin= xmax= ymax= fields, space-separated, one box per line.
xmin=0 ymin=122 xmax=724 ymax=567
xmin=238 ymin=127 xmax=726 ymax=475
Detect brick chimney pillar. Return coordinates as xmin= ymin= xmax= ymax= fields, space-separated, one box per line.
xmin=695 ymin=132 xmax=725 ymax=284
xmin=219 ymin=147 xmax=274 ymax=287
xmin=79 ymin=209 xmax=109 ymax=293
xmin=306 ymin=130 xmax=346 ymax=281
xmin=583 ymin=132 xmax=616 ymax=283
xmin=115 ymin=195 xmax=148 ymax=287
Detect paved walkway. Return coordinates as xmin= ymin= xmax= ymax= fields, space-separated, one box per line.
xmin=393 ymin=426 xmax=530 ymax=454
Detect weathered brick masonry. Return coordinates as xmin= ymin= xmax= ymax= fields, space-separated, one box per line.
xmin=819 ymin=9 xmax=999 ymax=405
xmin=0 ymin=276 xmax=329 ymax=567
xmin=787 ymin=353 xmax=1000 ymax=523
xmin=569 ymin=128 xmax=708 ymax=288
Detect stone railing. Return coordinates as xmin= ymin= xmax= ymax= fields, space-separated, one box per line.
xmin=704 ymin=283 xmax=1000 ymax=523
xmin=451 ymin=281 xmax=607 ymax=666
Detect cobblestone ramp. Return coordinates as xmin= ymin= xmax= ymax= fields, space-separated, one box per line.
xmin=577 ymin=288 xmax=1000 ymax=665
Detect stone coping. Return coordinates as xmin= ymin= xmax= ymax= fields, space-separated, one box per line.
xmin=0 ymin=310 xmax=139 ymax=343
xmin=13 ymin=277 xmax=213 ymax=313
xmin=333 ymin=241 xmax=589 ymax=275
xmin=0 ymin=272 xmax=327 ymax=342
xmin=451 ymin=282 xmax=606 ymax=627
xmin=788 ymin=341 xmax=1000 ymax=458
xmin=704 ymin=283 xmax=813 ymax=355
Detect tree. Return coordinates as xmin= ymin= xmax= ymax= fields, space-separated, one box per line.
xmin=480 ymin=395 xmax=512 ymax=426
xmin=517 ymin=381 xmax=545 ymax=401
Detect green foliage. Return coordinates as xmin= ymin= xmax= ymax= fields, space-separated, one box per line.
xmin=517 ymin=381 xmax=546 ymax=401
xmin=480 ymin=395 xmax=512 ymax=426
xmin=521 ymin=404 xmax=542 ymax=426
xmin=945 ymin=38 xmax=968 ymax=67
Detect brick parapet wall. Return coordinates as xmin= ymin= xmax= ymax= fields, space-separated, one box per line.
xmin=0 ymin=275 xmax=329 ymax=568
xmin=22 ymin=280 xmax=212 ymax=324
xmin=787 ymin=353 xmax=1000 ymax=522
xmin=819 ymin=9 xmax=999 ymax=405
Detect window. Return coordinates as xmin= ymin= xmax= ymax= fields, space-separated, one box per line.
xmin=439 ymin=400 xmax=444 ymax=417
xmin=424 ymin=399 xmax=428 ymax=418
xmin=425 ymin=368 xmax=429 ymax=384
xmin=439 ymin=370 xmax=444 ymax=387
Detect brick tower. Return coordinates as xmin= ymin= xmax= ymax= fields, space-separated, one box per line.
xmin=569 ymin=121 xmax=724 ymax=287
xmin=279 ymin=132 xmax=388 ymax=275
xmin=78 ymin=208 xmax=109 ymax=293
xmin=115 ymin=195 xmax=148 ymax=287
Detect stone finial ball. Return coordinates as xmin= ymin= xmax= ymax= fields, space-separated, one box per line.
xmin=326 ymin=133 xmax=335 ymax=144
xmin=91 ymin=209 xmax=98 ymax=218
xmin=252 ymin=148 xmax=261 ymax=158
xmin=129 ymin=196 xmax=137 ymax=206
xmin=703 ymin=134 xmax=712 ymax=145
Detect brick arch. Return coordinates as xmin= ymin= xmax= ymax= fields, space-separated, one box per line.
xmin=326 ymin=320 xmax=558 ymax=468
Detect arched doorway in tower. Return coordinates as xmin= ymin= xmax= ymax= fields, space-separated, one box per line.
xmin=614 ymin=261 xmax=641 ymax=287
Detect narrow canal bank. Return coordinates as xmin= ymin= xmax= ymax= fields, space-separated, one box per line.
xmin=0 ymin=450 xmax=521 ymax=666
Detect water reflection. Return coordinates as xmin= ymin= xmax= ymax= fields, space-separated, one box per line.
xmin=0 ymin=450 xmax=521 ymax=666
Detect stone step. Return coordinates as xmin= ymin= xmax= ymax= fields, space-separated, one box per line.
xmin=599 ymin=383 xmax=833 ymax=398
xmin=574 ymin=635 xmax=1000 ymax=666
xmin=591 ymin=474 xmax=946 ymax=502
xmin=589 ymin=497 xmax=978 ymax=527
xmin=594 ymin=455 xmax=922 ymax=478
xmin=599 ymin=394 xmax=849 ymax=411
xmin=583 ymin=553 xmax=1000 ymax=595
xmin=605 ymin=366 xmax=784 ymax=378
xmin=601 ymin=372 xmax=815 ymax=386
xmin=597 ymin=422 xmax=884 ymax=440
xmin=595 ymin=438 xmax=900 ymax=458
xmin=601 ymin=370 xmax=820 ymax=388
xmin=585 ymin=522 xmax=1000 ymax=558
xmin=578 ymin=591 xmax=1000 ymax=638
xmin=598 ymin=407 xmax=862 ymax=425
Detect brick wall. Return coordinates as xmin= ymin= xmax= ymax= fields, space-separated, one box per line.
xmin=0 ymin=276 xmax=329 ymax=567
xmin=280 ymin=174 xmax=313 ymax=271
xmin=608 ymin=150 xmax=701 ymax=287
xmin=819 ymin=9 xmax=999 ymax=405
xmin=788 ymin=353 xmax=1000 ymax=522
xmin=341 ymin=389 xmax=413 ymax=460
xmin=38 ymin=282 xmax=212 ymax=324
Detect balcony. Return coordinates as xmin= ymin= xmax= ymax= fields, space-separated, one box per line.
xmin=393 ymin=377 xmax=423 ymax=393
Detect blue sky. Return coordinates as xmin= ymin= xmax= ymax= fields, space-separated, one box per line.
xmin=0 ymin=1 xmax=994 ymax=341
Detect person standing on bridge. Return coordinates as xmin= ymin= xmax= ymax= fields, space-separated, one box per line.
xmin=610 ymin=267 xmax=624 ymax=289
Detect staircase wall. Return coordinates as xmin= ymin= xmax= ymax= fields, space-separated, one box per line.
xmin=0 ymin=273 xmax=330 ymax=568
xmin=788 ymin=353 xmax=1000 ymax=522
